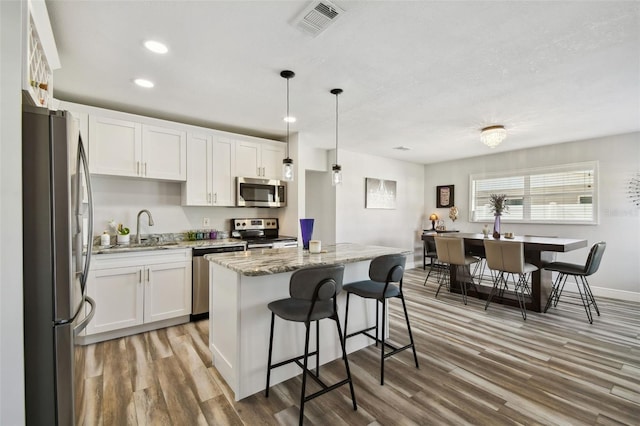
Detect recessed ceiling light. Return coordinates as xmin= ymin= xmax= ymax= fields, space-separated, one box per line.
xmin=134 ymin=78 xmax=154 ymax=88
xmin=144 ymin=40 xmax=168 ymax=54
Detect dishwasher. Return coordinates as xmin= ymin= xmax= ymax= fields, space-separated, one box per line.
xmin=191 ymin=244 xmax=245 ymax=320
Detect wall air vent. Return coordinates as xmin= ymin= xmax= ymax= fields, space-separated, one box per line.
xmin=293 ymin=1 xmax=344 ymax=37
xmin=393 ymin=146 xmax=411 ymax=151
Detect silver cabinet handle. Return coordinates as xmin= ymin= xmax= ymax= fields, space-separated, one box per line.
xmin=214 ymin=193 xmax=218 ymax=203
xmin=146 ymin=268 xmax=150 ymax=282
xmin=257 ymin=167 xmax=260 ymax=176
xmin=138 ymin=270 xmax=142 ymax=283
xmin=208 ymin=193 xmax=211 ymax=203
xmin=137 ymin=161 xmax=140 ymax=175
xmin=144 ymin=162 xmax=148 ymax=176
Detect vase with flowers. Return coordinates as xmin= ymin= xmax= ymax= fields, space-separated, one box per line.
xmin=488 ymin=194 xmax=508 ymax=238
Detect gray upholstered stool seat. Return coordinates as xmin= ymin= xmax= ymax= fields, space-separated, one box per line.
xmin=343 ymin=254 xmax=419 ymax=385
xmin=265 ymin=264 xmax=357 ymax=425
xmin=544 ymin=241 xmax=606 ymax=324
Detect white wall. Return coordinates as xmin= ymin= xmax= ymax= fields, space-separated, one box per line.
xmin=335 ymin=149 xmax=425 ymax=267
xmin=424 ymin=132 xmax=640 ymax=299
xmin=91 ymin=176 xmax=285 ymax=238
xmin=0 ymin=0 xmax=26 ymax=423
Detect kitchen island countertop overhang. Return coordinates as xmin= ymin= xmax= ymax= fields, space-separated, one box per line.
xmin=204 ymin=243 xmax=413 ymax=276
xmin=205 ymin=243 xmax=412 ymax=400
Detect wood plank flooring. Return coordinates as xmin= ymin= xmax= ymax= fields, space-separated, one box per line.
xmin=75 ymin=267 xmax=640 ymax=425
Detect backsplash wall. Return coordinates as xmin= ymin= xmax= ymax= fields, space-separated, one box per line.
xmin=90 ymin=176 xmax=274 ymax=236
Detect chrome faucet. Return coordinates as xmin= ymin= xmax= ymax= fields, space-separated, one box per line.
xmin=136 ymin=209 xmax=155 ymax=244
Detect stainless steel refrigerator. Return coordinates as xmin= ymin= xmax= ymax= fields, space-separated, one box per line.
xmin=22 ymin=105 xmax=95 ymax=425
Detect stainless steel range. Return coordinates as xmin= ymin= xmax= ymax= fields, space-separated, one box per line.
xmin=231 ymin=218 xmax=297 ymax=249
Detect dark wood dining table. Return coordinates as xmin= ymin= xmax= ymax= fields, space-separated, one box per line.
xmin=421 ymin=233 xmax=588 ymax=312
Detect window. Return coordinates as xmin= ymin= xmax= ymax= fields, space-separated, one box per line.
xmin=470 ymin=161 xmax=598 ymax=224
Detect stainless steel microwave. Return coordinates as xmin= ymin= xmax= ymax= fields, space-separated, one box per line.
xmin=236 ymin=177 xmax=286 ymax=208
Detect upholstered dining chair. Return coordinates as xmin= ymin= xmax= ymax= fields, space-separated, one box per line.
xmin=434 ymin=236 xmax=480 ymax=305
xmin=483 ymin=239 xmax=538 ymax=320
xmin=543 ymin=241 xmax=606 ymax=324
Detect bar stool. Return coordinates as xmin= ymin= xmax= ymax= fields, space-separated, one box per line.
xmin=543 ymin=241 xmax=606 ymax=324
xmin=343 ymin=254 xmax=419 ymax=385
xmin=484 ymin=239 xmax=538 ymax=320
xmin=434 ymin=236 xmax=480 ymax=304
xmin=265 ymin=264 xmax=357 ymax=425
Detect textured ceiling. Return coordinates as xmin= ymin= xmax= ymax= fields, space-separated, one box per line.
xmin=46 ymin=0 xmax=640 ymax=164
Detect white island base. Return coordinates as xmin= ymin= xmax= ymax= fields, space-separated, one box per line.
xmin=207 ymin=244 xmax=411 ymax=401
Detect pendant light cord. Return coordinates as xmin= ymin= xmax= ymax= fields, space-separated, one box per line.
xmin=286 ymin=77 xmax=290 ymax=158
xmin=335 ymin=91 xmax=339 ymax=164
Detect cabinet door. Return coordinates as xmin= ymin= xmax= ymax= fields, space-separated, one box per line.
xmin=183 ymin=133 xmax=212 ymax=206
xmin=261 ymin=142 xmax=286 ymax=179
xmin=235 ymin=140 xmax=261 ymax=178
xmin=85 ymin=266 xmax=144 ymax=335
xmin=144 ymin=262 xmax=191 ymax=323
xmin=89 ymin=116 xmax=141 ymax=177
xmin=141 ymin=125 xmax=187 ymax=181
xmin=211 ymin=138 xmax=235 ymax=206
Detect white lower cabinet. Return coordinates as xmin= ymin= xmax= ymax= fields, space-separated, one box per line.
xmin=85 ymin=249 xmax=192 ymax=339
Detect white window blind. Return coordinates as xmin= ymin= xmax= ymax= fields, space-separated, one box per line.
xmin=470 ymin=161 xmax=598 ymax=224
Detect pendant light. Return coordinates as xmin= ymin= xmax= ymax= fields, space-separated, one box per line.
xmin=331 ymin=88 xmax=343 ymax=186
xmin=281 ymin=70 xmax=295 ymax=182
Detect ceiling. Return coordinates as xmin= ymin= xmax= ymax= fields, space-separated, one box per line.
xmin=46 ymin=0 xmax=640 ymax=165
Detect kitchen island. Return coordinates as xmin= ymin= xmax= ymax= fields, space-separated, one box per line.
xmin=205 ymin=243 xmax=412 ymax=401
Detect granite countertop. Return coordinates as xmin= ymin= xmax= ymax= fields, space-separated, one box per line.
xmin=92 ymin=238 xmax=246 ymax=254
xmin=204 ymin=243 xmax=412 ymax=276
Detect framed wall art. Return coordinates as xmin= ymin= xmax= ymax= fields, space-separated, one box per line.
xmin=365 ymin=177 xmax=397 ymax=209
xmin=436 ymin=185 xmax=454 ymax=208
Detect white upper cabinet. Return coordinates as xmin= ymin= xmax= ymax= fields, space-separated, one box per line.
xmin=142 ymin=125 xmax=187 ymax=181
xmin=211 ymin=138 xmax=236 ymax=206
xmin=88 ymin=115 xmax=186 ymax=181
xmin=235 ymin=139 xmax=286 ymax=179
xmin=182 ymin=133 xmax=235 ymax=206
xmin=89 ymin=115 xmax=141 ymax=177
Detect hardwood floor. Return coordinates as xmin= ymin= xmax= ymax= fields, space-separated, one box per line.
xmin=75 ymin=267 xmax=640 ymax=425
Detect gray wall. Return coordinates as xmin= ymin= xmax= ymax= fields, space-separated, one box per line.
xmin=423 ymin=132 xmax=640 ymax=299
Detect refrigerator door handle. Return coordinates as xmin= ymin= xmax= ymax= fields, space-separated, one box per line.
xmin=76 ymin=134 xmax=93 ymax=294
xmin=73 ymin=296 xmax=95 ymax=337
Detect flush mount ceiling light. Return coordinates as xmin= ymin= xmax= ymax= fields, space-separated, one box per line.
xmin=144 ymin=40 xmax=168 ymax=54
xmin=281 ymin=70 xmax=295 ymax=182
xmin=134 ymin=78 xmax=154 ymax=88
xmin=331 ymin=88 xmax=343 ymax=186
xmin=480 ymin=125 xmax=507 ymax=148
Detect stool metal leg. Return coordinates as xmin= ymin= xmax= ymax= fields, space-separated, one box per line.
xmin=334 ymin=316 xmax=357 ymax=411
xmin=315 ymin=320 xmax=320 ymax=376
xmin=265 ymin=312 xmax=276 ymax=397
xmin=380 ymin=298 xmax=386 ymax=385
xmin=399 ymin=292 xmax=419 ymax=369
xmin=299 ymin=322 xmax=312 ymax=426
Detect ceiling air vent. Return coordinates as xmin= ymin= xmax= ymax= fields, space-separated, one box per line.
xmin=293 ymin=1 xmax=344 ymax=37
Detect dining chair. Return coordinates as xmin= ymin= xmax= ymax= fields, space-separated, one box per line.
xmin=483 ymin=239 xmax=538 ymax=320
xmin=434 ymin=236 xmax=480 ymax=305
xmin=543 ymin=241 xmax=606 ymax=324
xmin=422 ymin=236 xmax=445 ymax=286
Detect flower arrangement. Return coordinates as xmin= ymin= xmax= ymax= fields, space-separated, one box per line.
xmin=448 ymin=206 xmax=459 ymax=222
xmin=109 ymin=219 xmax=130 ymax=235
xmin=489 ymin=194 xmax=509 ymax=216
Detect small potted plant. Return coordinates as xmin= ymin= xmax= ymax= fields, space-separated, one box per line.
xmin=110 ymin=220 xmax=130 ymax=244
xmin=488 ymin=194 xmax=508 ymax=238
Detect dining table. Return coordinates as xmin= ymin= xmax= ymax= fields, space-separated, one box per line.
xmin=421 ymin=233 xmax=588 ymax=312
